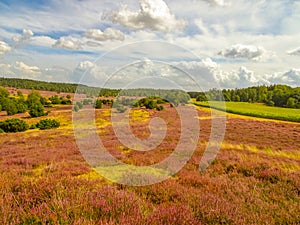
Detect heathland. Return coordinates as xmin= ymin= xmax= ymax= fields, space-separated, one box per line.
xmin=0 ymin=79 xmax=299 ymax=224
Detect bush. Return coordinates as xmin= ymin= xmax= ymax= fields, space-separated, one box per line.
xmin=73 ymin=105 xmax=80 ymax=112
xmin=29 ymin=102 xmax=47 ymax=117
xmin=49 ymin=95 xmax=61 ymax=104
xmin=2 ymin=98 xmax=18 ymax=116
xmin=29 ymin=124 xmax=37 ymax=129
xmin=17 ymin=101 xmax=28 ymax=113
xmin=0 ymin=86 xmax=9 ymax=98
xmin=0 ymin=118 xmax=28 ymax=132
xmin=0 ymin=128 xmax=4 ymax=133
xmin=36 ymin=119 xmax=60 ymax=130
xmin=27 ymin=91 xmax=43 ymax=108
xmin=156 ymin=105 xmax=164 ymax=111
xmin=76 ymin=102 xmax=83 ymax=109
xmin=94 ymin=99 xmax=103 ymax=109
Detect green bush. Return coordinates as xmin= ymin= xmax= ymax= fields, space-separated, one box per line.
xmin=2 ymin=98 xmax=18 ymax=116
xmin=94 ymin=100 xmax=103 ymax=109
xmin=0 ymin=128 xmax=4 ymax=133
xmin=0 ymin=118 xmax=28 ymax=133
xmin=36 ymin=119 xmax=60 ymax=130
xmin=76 ymin=102 xmax=83 ymax=109
xmin=156 ymin=105 xmax=164 ymax=111
xmin=17 ymin=101 xmax=28 ymax=113
xmin=73 ymin=105 xmax=80 ymax=112
xmin=0 ymin=86 xmax=9 ymax=98
xmin=29 ymin=124 xmax=37 ymax=129
xmin=29 ymin=102 xmax=47 ymax=117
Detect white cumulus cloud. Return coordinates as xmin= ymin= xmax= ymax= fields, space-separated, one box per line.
xmin=104 ymin=0 xmax=186 ymax=32
xmin=287 ymin=47 xmax=300 ymax=56
xmin=218 ymin=44 xmax=272 ymax=62
xmin=77 ymin=61 xmax=95 ymax=71
xmin=12 ymin=29 xmax=34 ymax=46
xmin=15 ymin=61 xmax=40 ymax=73
xmin=83 ymin=28 xmax=125 ymax=42
xmin=53 ymin=37 xmax=82 ymax=50
xmin=268 ymin=68 xmax=300 ymax=86
xmin=0 ymin=41 xmax=11 ymax=55
xmin=12 ymin=61 xmax=41 ymax=79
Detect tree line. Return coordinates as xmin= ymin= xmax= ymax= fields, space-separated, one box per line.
xmin=0 ymin=87 xmax=72 ymax=117
xmin=190 ymin=85 xmax=300 ymax=109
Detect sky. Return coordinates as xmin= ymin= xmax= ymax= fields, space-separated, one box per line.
xmin=0 ymin=0 xmax=300 ymax=90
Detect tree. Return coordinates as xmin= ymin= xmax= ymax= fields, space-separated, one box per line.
xmin=27 ymin=91 xmax=43 ymax=108
xmin=196 ymin=93 xmax=207 ymax=102
xmin=286 ymin=97 xmax=296 ymax=108
xmin=0 ymin=87 xmax=9 ymax=98
xmin=29 ymin=102 xmax=47 ymax=117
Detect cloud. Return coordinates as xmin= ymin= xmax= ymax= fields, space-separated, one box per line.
xmin=268 ymin=68 xmax=300 ymax=86
xmin=33 ymin=35 xmax=56 ymax=47
xmin=171 ymin=59 xmax=271 ymax=89
xmin=53 ymin=37 xmax=82 ymax=50
xmin=104 ymin=0 xmax=186 ymax=32
xmin=15 ymin=61 xmax=40 ymax=73
xmin=77 ymin=60 xmax=95 ymax=71
xmin=0 ymin=63 xmax=13 ymax=76
xmin=85 ymin=41 xmax=103 ymax=47
xmin=6 ymin=61 xmax=41 ymax=79
xmin=287 ymin=47 xmax=300 ymax=56
xmin=12 ymin=29 xmax=34 ymax=46
xmin=201 ymin=0 xmax=231 ymax=6
xmin=83 ymin=28 xmax=125 ymax=42
xmin=218 ymin=44 xmax=272 ymax=62
xmin=72 ymin=60 xmax=109 ymax=84
xmin=0 ymin=41 xmax=11 ymax=55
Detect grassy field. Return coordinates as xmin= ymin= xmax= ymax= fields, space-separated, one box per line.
xmin=194 ymin=101 xmax=300 ymax=122
xmin=0 ymin=92 xmax=300 ymax=224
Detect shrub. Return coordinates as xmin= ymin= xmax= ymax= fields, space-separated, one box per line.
xmin=73 ymin=105 xmax=80 ymax=112
xmin=0 ymin=86 xmax=9 ymax=98
xmin=83 ymin=99 xmax=93 ymax=105
xmin=36 ymin=119 xmax=60 ymax=130
xmin=0 ymin=118 xmax=28 ymax=132
xmin=49 ymin=95 xmax=61 ymax=104
xmin=27 ymin=91 xmax=43 ymax=108
xmin=116 ymin=105 xmax=126 ymax=113
xmin=17 ymin=101 xmax=28 ymax=113
xmin=76 ymin=102 xmax=83 ymax=109
xmin=0 ymin=128 xmax=4 ymax=133
xmin=29 ymin=102 xmax=47 ymax=117
xmin=156 ymin=105 xmax=164 ymax=111
xmin=94 ymin=100 xmax=103 ymax=109
xmin=29 ymin=124 xmax=37 ymax=129
xmin=2 ymin=98 xmax=18 ymax=116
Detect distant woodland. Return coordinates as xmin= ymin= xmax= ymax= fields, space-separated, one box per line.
xmin=1 ymin=77 xmax=299 ymax=109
